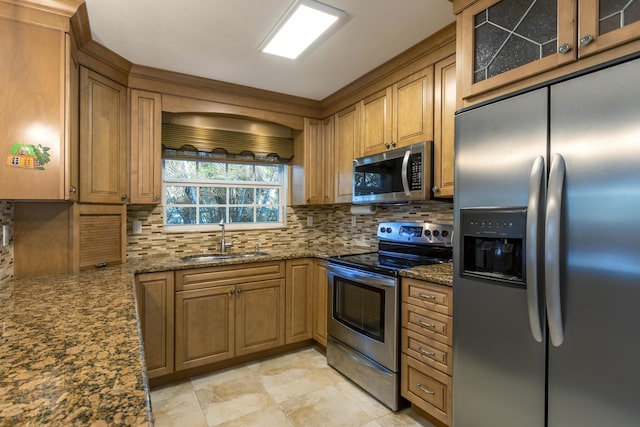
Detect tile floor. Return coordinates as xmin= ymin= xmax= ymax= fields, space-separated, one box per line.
xmin=150 ymin=347 xmax=436 ymax=427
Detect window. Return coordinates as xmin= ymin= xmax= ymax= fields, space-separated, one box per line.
xmin=162 ymin=159 xmax=287 ymax=231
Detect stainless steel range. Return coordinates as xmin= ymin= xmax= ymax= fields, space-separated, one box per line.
xmin=327 ymin=221 xmax=453 ymax=410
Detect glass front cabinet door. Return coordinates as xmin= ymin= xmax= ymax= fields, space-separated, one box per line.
xmin=458 ymin=0 xmax=640 ymax=100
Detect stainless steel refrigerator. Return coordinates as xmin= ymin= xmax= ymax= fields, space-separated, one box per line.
xmin=453 ymin=56 xmax=640 ymax=427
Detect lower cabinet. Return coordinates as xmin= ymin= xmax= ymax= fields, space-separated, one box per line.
xmin=401 ymin=278 xmax=453 ymax=426
xmin=312 ymin=259 xmax=329 ymax=346
xmin=135 ymin=271 xmax=175 ymax=379
xmin=174 ymin=262 xmax=286 ymax=371
xmin=285 ymin=259 xmax=314 ymax=344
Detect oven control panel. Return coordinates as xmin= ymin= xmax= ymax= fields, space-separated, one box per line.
xmin=377 ymin=222 xmax=453 ymax=246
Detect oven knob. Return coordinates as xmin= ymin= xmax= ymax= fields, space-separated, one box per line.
xmin=432 ymin=230 xmax=440 ymax=237
xmin=424 ymin=230 xmax=431 ymax=236
xmin=442 ymin=230 xmax=449 ymax=237
xmin=385 ymin=227 xmax=392 ymax=233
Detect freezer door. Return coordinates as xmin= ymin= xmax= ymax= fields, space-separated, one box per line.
xmin=548 ymin=57 xmax=640 ymax=427
xmin=453 ymin=88 xmax=548 ymax=427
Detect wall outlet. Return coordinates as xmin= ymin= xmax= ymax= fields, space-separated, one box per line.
xmin=351 ymin=216 xmax=357 ymax=227
xmin=132 ymin=220 xmax=143 ymax=235
xmin=307 ymin=216 xmax=314 ymax=227
xmin=2 ymin=224 xmax=10 ymax=247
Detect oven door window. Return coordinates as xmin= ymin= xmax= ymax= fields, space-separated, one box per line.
xmin=333 ymin=277 xmax=385 ymax=342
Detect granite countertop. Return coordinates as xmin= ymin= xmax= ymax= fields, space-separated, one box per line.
xmin=0 ymin=243 xmax=452 ymax=426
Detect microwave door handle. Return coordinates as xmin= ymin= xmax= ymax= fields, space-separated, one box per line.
xmin=546 ymin=153 xmax=566 ymax=347
xmin=526 ymin=156 xmax=545 ymax=343
xmin=401 ymin=150 xmax=411 ymax=196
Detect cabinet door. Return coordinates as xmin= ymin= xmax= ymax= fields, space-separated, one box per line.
xmin=334 ymin=104 xmax=360 ymax=204
xmin=285 ymin=259 xmax=313 ymax=344
xmin=360 ymin=88 xmax=392 ymax=156
xmin=136 ymin=272 xmax=175 ymax=378
xmin=0 ymin=18 xmax=69 ymax=200
xmin=175 ymin=285 xmax=235 ymax=370
xmin=458 ymin=0 xmax=576 ymax=99
xmin=312 ymin=260 xmax=329 ymax=346
xmin=130 ymin=89 xmax=162 ymax=204
xmin=322 ymin=116 xmax=335 ymax=204
xmin=433 ymin=56 xmax=456 ymax=198
xmin=578 ymin=0 xmax=640 ymax=58
xmin=236 ymin=279 xmax=285 ymax=356
xmin=79 ymin=67 xmax=128 ymax=204
xmin=305 ymin=118 xmax=323 ymax=204
xmin=393 ymin=68 xmax=434 ymax=148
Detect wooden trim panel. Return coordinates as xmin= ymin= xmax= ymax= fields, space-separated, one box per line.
xmin=175 ymin=261 xmax=285 ymax=291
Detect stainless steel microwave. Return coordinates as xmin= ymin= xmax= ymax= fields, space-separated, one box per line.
xmin=352 ymin=141 xmax=431 ymax=204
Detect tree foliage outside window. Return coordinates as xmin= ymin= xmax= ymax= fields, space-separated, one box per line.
xmin=163 ymin=159 xmax=285 ymax=230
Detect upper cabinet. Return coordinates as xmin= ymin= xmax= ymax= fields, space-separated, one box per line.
xmin=129 ymin=89 xmax=162 ymax=204
xmin=0 ymin=14 xmax=78 ymax=200
xmin=359 ymin=68 xmax=434 ymax=157
xmin=457 ymin=0 xmax=640 ymax=103
xmin=334 ymin=103 xmax=361 ymax=204
xmin=433 ymin=56 xmax=456 ymax=198
xmin=79 ymin=67 xmax=128 ymax=204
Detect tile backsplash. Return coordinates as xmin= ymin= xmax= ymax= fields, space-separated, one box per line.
xmin=0 ymin=199 xmax=453 ymax=281
xmin=126 ymin=201 xmax=453 ymax=259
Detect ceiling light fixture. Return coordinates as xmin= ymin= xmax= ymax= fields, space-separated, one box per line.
xmin=259 ymin=0 xmax=347 ymax=60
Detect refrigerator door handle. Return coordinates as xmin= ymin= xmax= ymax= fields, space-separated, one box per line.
xmin=526 ymin=156 xmax=545 ymax=343
xmin=546 ymin=153 xmax=566 ymax=347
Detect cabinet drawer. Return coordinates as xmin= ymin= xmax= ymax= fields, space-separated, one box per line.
xmin=175 ymin=261 xmax=285 ymax=291
xmin=402 ymin=328 xmax=451 ymax=375
xmin=402 ymin=303 xmax=452 ymax=346
xmin=403 ymin=278 xmax=452 ymax=315
xmin=401 ymin=353 xmax=451 ymax=426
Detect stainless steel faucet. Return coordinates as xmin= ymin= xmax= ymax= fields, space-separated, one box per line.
xmin=218 ymin=219 xmax=234 ymax=253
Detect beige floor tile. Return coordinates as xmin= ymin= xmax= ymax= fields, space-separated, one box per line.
xmin=334 ymin=379 xmax=391 ymax=419
xmin=360 ymin=407 xmax=437 ymax=427
xmin=215 ymin=402 xmax=293 ymax=427
xmin=150 ymin=380 xmax=208 ymax=427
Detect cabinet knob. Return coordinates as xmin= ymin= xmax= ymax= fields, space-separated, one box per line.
xmin=579 ymin=34 xmax=593 ymax=46
xmin=229 ymin=289 xmax=235 ymax=295
xmin=121 ymin=194 xmax=128 ymax=201
xmin=385 ymin=143 xmax=391 ymax=149
xmin=391 ymin=141 xmax=397 ymax=148
xmin=306 ymin=198 xmax=311 ymax=203
xmin=237 ymin=288 xmax=242 ymax=295
xmin=432 ymin=185 xmax=440 ymax=193
xmin=557 ymin=43 xmax=571 ymax=54
xmin=153 ymin=195 xmax=160 ymax=201
xmin=69 ymin=186 xmax=77 ymax=194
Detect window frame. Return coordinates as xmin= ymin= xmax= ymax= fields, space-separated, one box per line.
xmin=162 ymin=158 xmax=288 ymax=233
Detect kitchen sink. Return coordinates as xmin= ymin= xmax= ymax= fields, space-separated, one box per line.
xmin=180 ymin=252 xmax=270 ymax=262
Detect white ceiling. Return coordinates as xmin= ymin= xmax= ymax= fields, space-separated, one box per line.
xmin=84 ymin=0 xmax=455 ymax=101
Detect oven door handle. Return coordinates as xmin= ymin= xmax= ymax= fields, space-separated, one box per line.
xmin=328 ymin=264 xmax=397 ymax=289
xmin=401 ymin=150 xmax=411 ymax=196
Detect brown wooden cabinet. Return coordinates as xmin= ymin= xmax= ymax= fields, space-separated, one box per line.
xmin=312 ymin=259 xmax=329 ymax=347
xmin=433 ymin=55 xmax=456 ymax=198
xmin=79 ymin=67 xmax=128 ymax=204
xmin=401 ymin=278 xmax=453 ymax=426
xmin=0 ymin=15 xmax=78 ymax=200
xmin=392 ymin=67 xmax=434 ymax=149
xmin=285 ymin=259 xmax=314 ymax=344
xmin=359 ymin=68 xmax=434 ymax=157
xmin=135 ymin=271 xmax=175 ymax=379
xmin=129 ymin=89 xmax=162 ymax=204
xmin=13 ymin=202 xmax=126 ymax=278
xmin=360 ymin=88 xmax=392 ymax=156
xmin=457 ymin=0 xmax=640 ymax=104
xmin=334 ymin=104 xmax=360 ymax=204
xmin=174 ymin=262 xmax=285 ymax=371
xmin=291 ymin=118 xmax=333 ymax=205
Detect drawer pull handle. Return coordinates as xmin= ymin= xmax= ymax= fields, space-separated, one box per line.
xmin=418 ymin=346 xmax=436 ymax=357
xmin=418 ymin=293 xmax=436 ymax=300
xmin=418 ymin=320 xmax=436 ymax=329
xmin=417 ymin=384 xmax=435 ymax=395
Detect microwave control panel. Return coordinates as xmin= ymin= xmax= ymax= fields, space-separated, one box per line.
xmin=409 ymin=153 xmax=422 ymax=190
